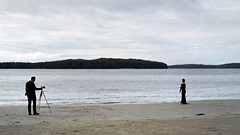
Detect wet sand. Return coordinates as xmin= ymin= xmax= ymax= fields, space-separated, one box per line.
xmin=1 ymin=100 xmax=240 ymax=135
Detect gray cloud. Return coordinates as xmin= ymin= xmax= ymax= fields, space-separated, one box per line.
xmin=0 ymin=0 xmax=240 ymax=64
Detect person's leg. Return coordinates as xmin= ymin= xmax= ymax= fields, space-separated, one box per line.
xmin=27 ymin=96 xmax=32 ymax=115
xmin=33 ymin=95 xmax=37 ymax=114
xmin=182 ymin=92 xmax=186 ymax=104
xmin=181 ymin=95 xmax=183 ymax=103
xmin=33 ymin=95 xmax=39 ymax=115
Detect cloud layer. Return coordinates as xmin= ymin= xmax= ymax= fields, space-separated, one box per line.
xmin=0 ymin=0 xmax=240 ymax=64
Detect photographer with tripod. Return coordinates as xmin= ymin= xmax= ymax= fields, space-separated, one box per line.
xmin=25 ymin=76 xmax=44 ymax=115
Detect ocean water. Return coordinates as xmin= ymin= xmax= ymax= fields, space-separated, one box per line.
xmin=0 ymin=69 xmax=240 ymax=106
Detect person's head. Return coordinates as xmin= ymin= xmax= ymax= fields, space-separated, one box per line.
xmin=31 ymin=76 xmax=36 ymax=82
xmin=182 ymin=78 xmax=185 ymax=83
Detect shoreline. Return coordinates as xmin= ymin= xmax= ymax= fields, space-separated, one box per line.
xmin=1 ymin=100 xmax=240 ymax=134
xmin=2 ymin=98 xmax=240 ymax=107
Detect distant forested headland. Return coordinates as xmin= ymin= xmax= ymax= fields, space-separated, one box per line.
xmin=169 ymin=63 xmax=240 ymax=69
xmin=1 ymin=58 xmax=239 ymax=69
xmin=0 ymin=58 xmax=168 ymax=69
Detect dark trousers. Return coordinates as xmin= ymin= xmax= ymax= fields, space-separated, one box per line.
xmin=181 ymin=91 xmax=186 ymax=104
xmin=27 ymin=95 xmax=37 ymax=114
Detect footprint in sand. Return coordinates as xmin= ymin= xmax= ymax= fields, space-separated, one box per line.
xmin=118 ymin=131 xmax=129 ymax=135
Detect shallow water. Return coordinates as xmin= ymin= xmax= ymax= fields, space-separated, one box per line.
xmin=0 ymin=69 xmax=240 ymax=106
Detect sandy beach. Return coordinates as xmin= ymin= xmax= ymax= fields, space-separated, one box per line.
xmin=1 ymin=100 xmax=240 ymax=135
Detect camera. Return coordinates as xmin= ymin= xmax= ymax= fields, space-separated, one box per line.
xmin=41 ymin=86 xmax=46 ymax=89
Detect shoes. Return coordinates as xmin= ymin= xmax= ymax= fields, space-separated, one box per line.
xmin=33 ymin=112 xmax=39 ymax=115
xmin=28 ymin=113 xmax=39 ymax=115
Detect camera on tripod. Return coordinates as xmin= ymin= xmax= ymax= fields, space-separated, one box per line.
xmin=41 ymin=86 xmax=46 ymax=89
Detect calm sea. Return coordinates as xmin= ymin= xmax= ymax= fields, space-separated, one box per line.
xmin=0 ymin=69 xmax=240 ymax=106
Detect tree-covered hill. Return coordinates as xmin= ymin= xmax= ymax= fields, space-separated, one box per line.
xmin=0 ymin=58 xmax=168 ymax=69
xmin=168 ymin=63 xmax=240 ymax=69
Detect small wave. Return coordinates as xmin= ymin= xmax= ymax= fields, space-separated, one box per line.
xmin=85 ymin=97 xmax=101 ymax=100
xmin=102 ymin=102 xmax=121 ymax=104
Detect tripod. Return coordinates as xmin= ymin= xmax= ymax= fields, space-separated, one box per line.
xmin=37 ymin=89 xmax=52 ymax=114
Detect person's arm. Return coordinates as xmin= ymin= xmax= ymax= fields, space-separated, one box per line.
xmin=33 ymin=82 xmax=42 ymax=90
xmin=25 ymin=82 xmax=28 ymax=95
xmin=179 ymin=84 xmax=182 ymax=93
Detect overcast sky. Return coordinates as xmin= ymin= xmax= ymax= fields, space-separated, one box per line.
xmin=0 ymin=0 xmax=240 ymax=65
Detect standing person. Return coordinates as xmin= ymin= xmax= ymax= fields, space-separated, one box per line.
xmin=179 ymin=78 xmax=187 ymax=104
xmin=25 ymin=76 xmax=43 ymax=115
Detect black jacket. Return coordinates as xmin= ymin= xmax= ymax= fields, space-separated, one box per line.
xmin=25 ymin=81 xmax=41 ymax=96
xmin=180 ymin=83 xmax=186 ymax=93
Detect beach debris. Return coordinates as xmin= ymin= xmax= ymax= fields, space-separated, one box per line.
xmin=74 ymin=130 xmax=79 ymax=132
xmin=195 ymin=113 xmax=205 ymax=116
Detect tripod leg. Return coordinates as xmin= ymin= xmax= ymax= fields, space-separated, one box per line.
xmin=37 ymin=91 xmax=43 ymax=113
xmin=42 ymin=91 xmax=52 ymax=113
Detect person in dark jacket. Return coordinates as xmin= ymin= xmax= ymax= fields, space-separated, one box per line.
xmin=25 ymin=76 xmax=43 ymax=115
xmin=179 ymin=78 xmax=187 ymax=104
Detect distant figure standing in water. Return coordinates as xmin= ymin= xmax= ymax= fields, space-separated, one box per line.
xmin=179 ymin=78 xmax=187 ymax=104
